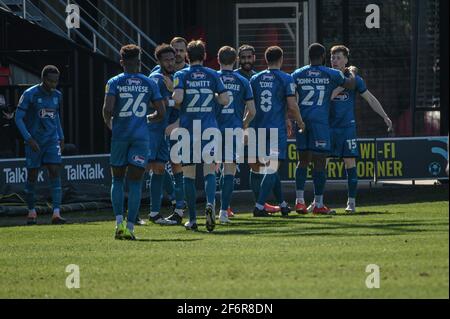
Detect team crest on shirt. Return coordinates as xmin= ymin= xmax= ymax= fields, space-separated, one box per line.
xmin=315 ymin=140 xmax=328 ymax=148
xmin=53 ymin=97 xmax=59 ymax=105
xmin=333 ymin=92 xmax=350 ymax=101
xmin=173 ymin=77 xmax=180 ymax=87
xmin=39 ymin=108 xmax=56 ymax=119
xmin=132 ymin=155 xmax=145 ymax=165
xmin=37 ymin=98 xmax=43 ymax=104
xmin=222 ymin=75 xmax=235 ymax=83
xmin=262 ymin=74 xmax=274 ymax=81
xmin=307 ymin=70 xmax=321 ymax=77
xmin=126 ymin=78 xmax=142 ymax=86
xmin=191 ymin=72 xmax=206 ymax=80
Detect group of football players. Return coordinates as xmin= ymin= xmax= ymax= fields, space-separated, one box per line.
xmin=15 ymin=36 xmax=392 ymax=240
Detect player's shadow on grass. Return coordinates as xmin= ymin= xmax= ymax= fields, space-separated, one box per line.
xmin=135 ymin=238 xmax=203 ymax=242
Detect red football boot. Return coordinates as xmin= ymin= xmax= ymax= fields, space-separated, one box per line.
xmin=295 ymin=202 xmax=308 ymax=214
xmin=227 ymin=207 xmax=234 ymax=218
xmin=264 ymin=203 xmax=281 ymax=214
xmin=312 ymin=205 xmax=336 ymax=215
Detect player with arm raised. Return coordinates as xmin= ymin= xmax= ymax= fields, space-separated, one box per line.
xmin=103 ymin=45 xmax=165 ymax=240
xmin=216 ymin=46 xmax=256 ymax=224
xmin=329 ymin=45 xmax=392 ymax=213
xmin=170 ymin=40 xmax=229 ymax=232
xmin=250 ymin=46 xmax=305 ymax=218
xmin=15 ymin=65 xmax=66 ymax=225
xmin=292 ymin=43 xmax=356 ymax=215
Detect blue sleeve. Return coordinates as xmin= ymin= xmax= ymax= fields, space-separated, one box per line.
xmin=356 ymin=76 xmax=367 ymax=94
xmin=215 ymin=73 xmax=227 ymax=94
xmin=15 ymin=91 xmax=32 ymax=141
xmin=151 ymin=75 xmax=170 ymax=99
xmin=332 ymin=69 xmax=346 ymax=88
xmin=150 ymin=79 xmax=163 ymax=102
xmin=243 ymin=79 xmax=254 ymax=101
xmin=174 ymin=71 xmax=184 ymax=90
xmin=285 ymin=74 xmax=296 ymax=97
xmin=105 ymin=78 xmax=117 ymax=96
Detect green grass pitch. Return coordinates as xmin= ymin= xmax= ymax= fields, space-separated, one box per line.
xmin=0 ymin=187 xmax=448 ymax=299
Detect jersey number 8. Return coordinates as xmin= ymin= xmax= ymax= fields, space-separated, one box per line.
xmin=260 ymin=89 xmax=273 ymax=112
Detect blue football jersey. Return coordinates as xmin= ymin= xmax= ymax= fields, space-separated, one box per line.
xmin=234 ymin=68 xmax=257 ymax=81
xmin=150 ymin=63 xmax=189 ymax=75
xmin=149 ymin=70 xmax=173 ymax=131
xmin=330 ymin=75 xmax=367 ymax=128
xmin=291 ymin=65 xmax=346 ymax=125
xmin=216 ymin=70 xmax=254 ymax=132
xmin=174 ymin=65 xmax=227 ymax=132
xmin=106 ymin=73 xmax=163 ymax=141
xmin=15 ymin=84 xmax=64 ymax=145
xmin=250 ymin=69 xmax=296 ymax=136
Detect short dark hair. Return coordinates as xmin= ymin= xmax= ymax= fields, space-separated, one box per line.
xmin=120 ymin=44 xmax=141 ymax=61
xmin=170 ymin=37 xmax=188 ymax=47
xmin=155 ymin=43 xmax=176 ymax=61
xmin=218 ymin=46 xmax=237 ymax=65
xmin=265 ymin=46 xmax=283 ymax=64
xmin=238 ymin=44 xmax=255 ymax=57
xmin=309 ymin=43 xmax=326 ymax=60
xmin=41 ymin=65 xmax=60 ymax=78
xmin=330 ymin=45 xmax=350 ymax=58
xmin=187 ymin=40 xmax=206 ymax=63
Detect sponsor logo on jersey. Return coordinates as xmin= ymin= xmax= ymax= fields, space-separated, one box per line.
xmin=315 ymin=140 xmax=328 ymax=148
xmin=262 ymin=74 xmax=274 ymax=81
xmin=132 ymin=155 xmax=145 ymax=165
xmin=333 ymin=92 xmax=350 ymax=101
xmin=191 ymin=72 xmax=207 ymax=80
xmin=39 ymin=108 xmax=56 ymax=119
xmin=126 ymin=78 xmax=142 ymax=86
xmin=307 ymin=70 xmax=321 ymax=77
xmin=222 ymin=75 xmax=235 ymax=83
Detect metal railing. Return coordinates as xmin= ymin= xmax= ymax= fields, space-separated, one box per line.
xmin=0 ymin=0 xmax=158 ymax=73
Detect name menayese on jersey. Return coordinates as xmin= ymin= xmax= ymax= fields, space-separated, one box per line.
xmin=116 ymin=85 xmax=149 ymax=93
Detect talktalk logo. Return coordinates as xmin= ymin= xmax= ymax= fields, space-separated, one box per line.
xmin=126 ymin=78 xmax=142 ymax=86
xmin=307 ymin=70 xmax=321 ymax=77
xmin=3 ymin=168 xmax=44 ymax=184
xmin=191 ymin=72 xmax=206 ymax=80
xmin=39 ymin=109 xmax=56 ymax=119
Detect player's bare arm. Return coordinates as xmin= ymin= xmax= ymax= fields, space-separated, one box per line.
xmin=360 ymin=90 xmax=393 ymax=132
xmin=215 ymin=91 xmax=230 ymax=106
xmin=287 ymin=95 xmax=305 ymax=132
xmin=172 ymin=88 xmax=184 ymax=107
xmin=242 ymin=99 xmax=256 ymax=129
xmin=166 ymin=118 xmax=180 ymax=137
xmin=147 ymin=99 xmax=166 ymax=123
xmin=102 ymin=94 xmax=115 ymax=130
